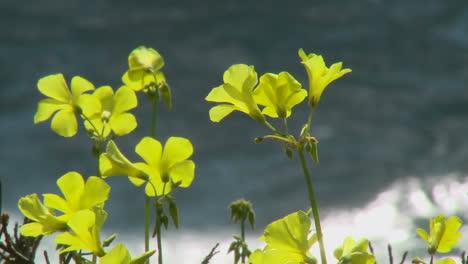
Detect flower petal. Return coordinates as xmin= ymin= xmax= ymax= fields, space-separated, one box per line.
xmin=71 ymin=76 xmax=95 ymax=99
xmin=208 ymin=104 xmax=238 ymax=122
xmin=109 ymin=112 xmax=137 ymax=136
xmin=34 ymin=98 xmax=66 ymax=123
xmin=94 ymin=86 xmax=114 ymax=111
xmin=162 ymin=137 xmax=193 ymax=167
xmin=81 ymin=176 xmax=111 ymax=210
xmin=78 ymin=93 xmax=101 ymax=118
xmin=56 ymin=172 xmax=85 ymax=212
xmin=43 ymin=193 xmax=69 ymax=214
xmin=135 ymin=137 xmax=162 ymax=167
xmin=51 ymin=108 xmax=77 ymax=137
xmin=37 ymin=74 xmax=71 ymax=102
xmin=113 ymin=86 xmax=137 ymax=114
xmin=100 ymin=243 xmax=132 ymax=264
xmin=169 ymin=160 xmax=195 ymax=187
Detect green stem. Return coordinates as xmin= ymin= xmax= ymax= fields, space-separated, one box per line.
xmin=297 ymin=148 xmax=327 ymax=264
xmin=145 ymin=196 xmax=151 ymax=254
xmin=307 ymin=107 xmax=315 ymax=134
xmin=430 ymin=255 xmax=434 ymax=264
xmin=156 ymin=217 xmax=163 ymax=264
xmin=282 ymin=118 xmax=289 ymax=135
xmin=241 ymin=220 xmax=246 ymax=264
xmin=150 ymin=95 xmax=158 ymax=137
xmin=92 ymin=255 xmax=97 ymax=264
xmin=264 ymin=120 xmax=285 ymax=136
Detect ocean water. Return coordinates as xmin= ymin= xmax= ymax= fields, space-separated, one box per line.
xmin=1 ymin=0 xmax=468 ymax=263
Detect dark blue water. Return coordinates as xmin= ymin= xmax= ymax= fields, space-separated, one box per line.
xmin=1 ymin=1 xmax=468 ymax=262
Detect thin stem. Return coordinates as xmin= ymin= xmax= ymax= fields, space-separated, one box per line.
xmin=297 ymin=148 xmax=327 ymax=264
xmin=430 ymin=255 xmax=434 ymax=264
xmin=307 ymin=107 xmax=315 ymax=134
xmin=282 ymin=118 xmax=289 ymax=135
xmin=156 ymin=218 xmax=163 ymax=264
xmin=264 ymin=120 xmax=284 ymax=136
xmin=92 ymin=255 xmax=97 ymax=264
xmin=241 ymin=220 xmax=246 ymax=264
xmin=145 ymin=196 xmax=151 ymax=254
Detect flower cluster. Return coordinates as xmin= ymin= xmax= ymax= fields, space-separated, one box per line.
xmin=205 ymin=49 xmax=351 ymax=124
xmin=18 ymin=46 xmax=195 ymax=263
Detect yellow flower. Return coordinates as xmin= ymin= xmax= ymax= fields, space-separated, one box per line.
xmin=298 ymin=48 xmax=351 ymax=107
xmin=131 ymin=137 xmax=195 ymax=196
xmin=253 ymin=72 xmax=307 ymax=119
xmin=42 ymin=171 xmax=111 ymax=222
xmin=99 ymin=243 xmax=156 ymax=264
xmin=18 ymin=194 xmax=68 ymax=237
xmin=99 ymin=140 xmax=149 ymax=181
xmin=122 ymin=69 xmax=166 ymax=92
xmin=416 ymin=214 xmax=463 ymax=254
xmin=205 ymin=64 xmax=265 ymax=123
xmin=55 ymin=207 xmax=107 ymax=257
xmin=128 ymin=46 xmax=164 ymax=79
xmin=100 ymin=137 xmax=195 ymax=196
xmin=249 ymin=211 xmax=317 ymax=264
xmin=34 ymin=74 xmax=101 ymax=137
xmin=333 ymin=237 xmax=375 ymax=264
xmin=84 ymin=86 xmax=138 ymax=137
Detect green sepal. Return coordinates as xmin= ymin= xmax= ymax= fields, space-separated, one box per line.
xmin=309 ymin=142 xmax=319 ymax=163
xmin=161 ymin=215 xmax=169 ymax=230
xmin=285 ymin=145 xmax=293 ymax=160
xmin=167 ymin=196 xmax=179 ymax=229
xmin=254 ymin=137 xmax=264 ymax=143
xmin=102 ymin=234 xmax=118 ymax=247
xmin=159 ymin=80 xmax=172 ymax=111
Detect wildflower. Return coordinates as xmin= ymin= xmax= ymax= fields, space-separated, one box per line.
xmin=55 ymin=207 xmax=107 ymax=257
xmin=206 ymin=64 xmax=265 ymax=123
xmin=84 ymin=86 xmax=138 ymax=137
xmin=18 ymin=194 xmax=68 ymax=237
xmin=99 ymin=243 xmax=156 ymax=264
xmin=99 ymin=140 xmax=149 ymax=181
xmin=101 ymin=137 xmax=195 ymax=197
xmin=249 ymin=211 xmax=317 ymax=264
xmin=132 ymin=136 xmax=195 ymax=196
xmin=298 ymin=49 xmax=351 ymax=107
xmin=416 ymin=214 xmax=463 ymax=254
xmin=127 ymin=46 xmax=165 ymax=80
xmin=34 ymin=74 xmax=100 ymax=137
xmin=42 ymin=171 xmax=111 ymax=222
xmin=333 ymin=237 xmax=375 ymax=264
xmin=253 ymin=72 xmax=307 ymax=119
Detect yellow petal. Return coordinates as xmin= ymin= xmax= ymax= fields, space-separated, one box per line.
xmin=34 ymin=99 xmax=66 ymax=123
xmin=43 ymin=193 xmax=69 ymax=214
xmin=78 ymin=93 xmax=101 ymax=118
xmin=37 ymin=74 xmax=71 ymax=102
xmin=51 ymin=108 xmax=77 ymax=137
xmin=71 ymin=76 xmax=95 ymax=100
xmin=169 ymin=160 xmax=195 ymax=187
xmin=109 ymin=112 xmax=137 ymax=136
xmin=81 ymin=176 xmax=111 ymax=210
xmin=19 ymin=222 xmax=48 ymax=237
xmin=162 ymin=137 xmax=193 ymax=167
xmin=57 ymin=172 xmax=85 ymax=211
xmin=94 ymin=86 xmax=114 ymax=111
xmin=208 ymin=104 xmax=237 ymax=122
xmin=113 ymin=87 xmax=137 ymax=115
xmin=135 ymin=137 xmax=162 ymax=167
xmin=100 ymin=243 xmax=131 ymax=264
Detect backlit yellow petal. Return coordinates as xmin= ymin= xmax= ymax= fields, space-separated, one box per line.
xmin=100 ymin=243 xmax=132 ymax=264
xmin=109 ymin=112 xmax=137 ymax=136
xmin=113 ymin=86 xmax=137 ymax=114
xmin=37 ymin=74 xmax=70 ymax=102
xmin=169 ymin=160 xmax=195 ymax=187
xmin=208 ymin=104 xmax=237 ymax=122
xmin=71 ymin=76 xmax=95 ymax=100
xmin=43 ymin=193 xmax=68 ymax=214
xmin=162 ymin=137 xmax=194 ymax=167
xmin=93 ymin=86 xmax=114 ymax=111
xmin=81 ymin=176 xmax=111 ymax=210
xmin=34 ymin=98 xmax=66 ymax=123
xmin=51 ymin=108 xmax=77 ymax=137
xmin=56 ymin=172 xmax=85 ymax=212
xmin=135 ymin=137 xmax=162 ymax=167
xmin=78 ymin=93 xmax=101 ymax=118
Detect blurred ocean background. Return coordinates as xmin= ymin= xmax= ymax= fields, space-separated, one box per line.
xmin=1 ymin=0 xmax=468 ymax=263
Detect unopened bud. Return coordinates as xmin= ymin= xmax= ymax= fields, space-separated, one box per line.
xmin=101 ymin=110 xmax=111 ymax=122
